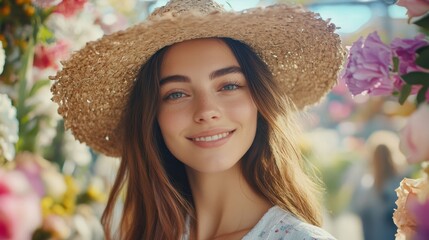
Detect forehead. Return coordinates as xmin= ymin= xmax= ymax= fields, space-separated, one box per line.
xmin=160 ymin=38 xmax=239 ymax=76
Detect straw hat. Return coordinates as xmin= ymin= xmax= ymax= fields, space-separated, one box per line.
xmin=51 ymin=0 xmax=345 ymax=157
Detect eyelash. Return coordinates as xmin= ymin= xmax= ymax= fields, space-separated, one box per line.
xmin=163 ymin=82 xmax=242 ymax=101
xmin=221 ymin=82 xmax=241 ymax=91
xmin=164 ymin=91 xmax=187 ymax=100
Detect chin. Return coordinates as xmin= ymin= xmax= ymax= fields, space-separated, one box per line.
xmin=186 ymin=159 xmax=241 ymax=174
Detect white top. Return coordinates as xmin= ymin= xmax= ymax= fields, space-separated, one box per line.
xmin=183 ymin=205 xmax=336 ymax=240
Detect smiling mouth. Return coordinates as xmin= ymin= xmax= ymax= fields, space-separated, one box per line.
xmin=191 ymin=131 xmax=234 ymax=142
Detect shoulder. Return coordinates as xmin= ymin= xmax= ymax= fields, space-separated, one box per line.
xmin=244 ymin=206 xmax=336 ymax=240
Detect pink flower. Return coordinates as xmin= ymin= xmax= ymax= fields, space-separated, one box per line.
xmin=396 ymin=0 xmax=429 ymax=19
xmin=14 ymin=153 xmax=47 ymax=197
xmin=340 ymin=32 xmax=395 ymax=96
xmin=0 ymin=169 xmax=42 ymax=240
xmin=400 ymin=104 xmax=429 ymax=163
xmin=328 ymin=101 xmax=352 ymax=122
xmin=33 ymin=40 xmax=70 ymax=70
xmin=391 ymin=34 xmax=429 ymax=75
xmin=14 ymin=153 xmax=67 ymax=201
xmin=54 ymin=0 xmax=87 ymax=18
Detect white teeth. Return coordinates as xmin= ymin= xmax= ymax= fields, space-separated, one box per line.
xmin=193 ymin=132 xmax=230 ymax=142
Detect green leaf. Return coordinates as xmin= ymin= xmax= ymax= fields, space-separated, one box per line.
xmin=416 ymin=86 xmax=429 ymax=106
xmin=414 ymin=14 xmax=429 ymax=30
xmin=36 ymin=25 xmax=55 ymax=44
xmin=29 ymin=79 xmax=50 ymax=97
xmin=401 ymin=72 xmax=429 ymax=86
xmin=416 ymin=46 xmax=429 ymax=69
xmin=399 ymin=84 xmax=412 ymax=105
xmin=392 ymin=57 xmax=399 ymax=73
xmin=16 ymin=118 xmax=40 ymax=153
xmin=416 ymin=45 xmax=429 ymax=55
xmin=17 ymin=39 xmax=35 ymax=121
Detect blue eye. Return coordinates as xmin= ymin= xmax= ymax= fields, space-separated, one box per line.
xmin=165 ymin=92 xmax=186 ymax=100
xmin=222 ymin=83 xmax=239 ymax=91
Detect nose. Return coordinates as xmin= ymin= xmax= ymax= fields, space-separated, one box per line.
xmin=193 ymin=94 xmax=221 ymax=123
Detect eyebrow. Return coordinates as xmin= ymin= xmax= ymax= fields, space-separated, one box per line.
xmin=159 ymin=66 xmax=242 ymax=86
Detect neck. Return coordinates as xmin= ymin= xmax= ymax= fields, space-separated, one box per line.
xmin=186 ymin=163 xmax=272 ymax=240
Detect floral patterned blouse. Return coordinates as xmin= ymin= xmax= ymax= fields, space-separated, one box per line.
xmin=183 ymin=205 xmax=336 ymax=240
xmin=242 ymin=206 xmax=336 ymax=240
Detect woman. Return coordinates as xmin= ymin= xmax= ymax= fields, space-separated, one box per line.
xmin=51 ymin=0 xmax=345 ymax=239
xmin=352 ymin=144 xmax=401 ymax=240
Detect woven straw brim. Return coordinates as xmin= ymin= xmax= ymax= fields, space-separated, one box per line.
xmin=51 ymin=5 xmax=345 ymax=157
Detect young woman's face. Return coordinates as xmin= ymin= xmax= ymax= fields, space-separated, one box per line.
xmin=157 ymin=38 xmax=258 ymax=173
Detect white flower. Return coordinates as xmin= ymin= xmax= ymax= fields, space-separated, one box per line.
xmin=46 ymin=11 xmax=104 ymax=51
xmin=0 ymin=94 xmax=19 ymax=161
xmin=26 ymin=84 xmax=60 ymax=120
xmin=41 ymin=170 xmax=67 ymax=201
xmin=62 ymin=130 xmax=92 ymax=168
xmin=72 ymin=205 xmax=104 ymax=240
xmin=94 ymin=154 xmax=120 ymax=186
xmin=0 ymin=41 xmax=5 ymax=75
xmin=25 ymin=84 xmax=61 ymax=148
xmin=105 ymin=0 xmax=137 ymax=15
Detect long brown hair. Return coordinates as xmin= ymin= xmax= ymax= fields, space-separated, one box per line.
xmin=101 ymin=38 xmax=323 ymax=239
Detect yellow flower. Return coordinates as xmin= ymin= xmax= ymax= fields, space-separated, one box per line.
xmin=87 ymin=185 xmax=106 ymax=202
xmin=14 ymin=39 xmax=27 ymax=50
xmin=41 ymin=175 xmax=80 ymax=217
xmin=24 ymin=4 xmax=35 ymax=16
xmin=15 ymin=0 xmax=31 ymax=5
xmin=41 ymin=197 xmax=55 ymax=216
xmin=62 ymin=197 xmax=75 ymax=215
xmin=52 ymin=204 xmax=67 ymax=216
xmin=0 ymin=35 xmax=7 ymax=48
xmin=0 ymin=5 xmax=11 ymax=16
xmin=64 ymin=175 xmax=79 ymax=194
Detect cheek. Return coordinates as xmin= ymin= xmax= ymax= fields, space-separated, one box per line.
xmin=157 ymin=109 xmax=174 ymax=137
xmin=157 ymin=106 xmax=189 ymax=137
xmin=226 ymin=98 xmax=258 ymax=127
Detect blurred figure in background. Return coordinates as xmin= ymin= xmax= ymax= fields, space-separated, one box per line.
xmin=351 ymin=144 xmax=401 ymax=240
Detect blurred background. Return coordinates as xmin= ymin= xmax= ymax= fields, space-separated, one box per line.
xmin=0 ymin=0 xmax=424 ymax=239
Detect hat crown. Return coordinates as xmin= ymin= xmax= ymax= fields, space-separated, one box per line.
xmin=150 ymin=0 xmax=225 ymax=18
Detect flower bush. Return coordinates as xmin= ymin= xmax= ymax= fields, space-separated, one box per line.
xmin=340 ymin=2 xmax=429 ymax=239
xmin=396 ymin=0 xmax=429 ymax=19
xmin=0 ymin=0 xmax=128 ymax=239
xmin=0 ymin=94 xmax=18 ymax=162
xmin=0 ymin=168 xmax=42 ymax=240
xmin=341 ymin=32 xmax=429 ymax=103
xmin=394 ymin=177 xmax=429 ymax=240
xmin=399 ymin=105 xmax=429 ymax=164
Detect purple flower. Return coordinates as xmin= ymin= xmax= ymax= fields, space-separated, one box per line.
xmin=340 ymin=32 xmax=395 ymax=96
xmin=391 ymin=34 xmax=429 ymax=75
